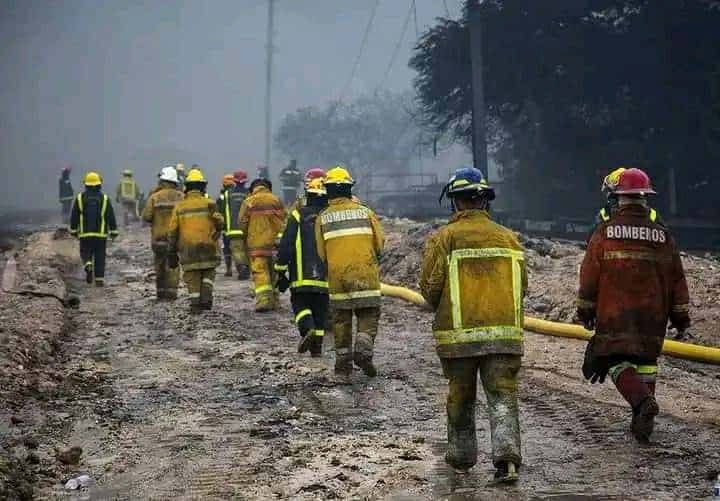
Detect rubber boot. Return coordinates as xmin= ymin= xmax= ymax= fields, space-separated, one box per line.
xmin=95 ymin=277 xmax=105 ymax=287
xmin=493 ymin=461 xmax=519 ymax=484
xmin=631 ymin=395 xmax=659 ymax=443
xmin=236 ymin=264 xmax=250 ymax=280
xmin=84 ymin=261 xmax=93 ymax=284
xmin=298 ymin=330 xmax=314 ymax=353
xmin=353 ymin=332 xmax=377 ymax=377
xmin=255 ymin=292 xmax=275 ymax=312
xmin=224 ymin=256 xmax=233 ymax=277
xmin=189 ymin=298 xmax=203 ymax=314
xmin=335 ymin=351 xmax=352 ymax=378
xmin=310 ymin=334 xmax=323 ymax=358
xmin=445 ymin=424 xmax=477 ymax=472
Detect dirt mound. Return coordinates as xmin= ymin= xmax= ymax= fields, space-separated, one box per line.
xmin=380 ymin=219 xmax=720 ymax=346
xmin=0 ymin=230 xmax=77 ymax=500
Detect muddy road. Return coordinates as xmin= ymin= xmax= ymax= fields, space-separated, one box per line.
xmin=3 ymin=225 xmax=720 ymax=500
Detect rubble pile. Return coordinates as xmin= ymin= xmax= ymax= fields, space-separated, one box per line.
xmin=380 ymin=218 xmax=720 ymax=346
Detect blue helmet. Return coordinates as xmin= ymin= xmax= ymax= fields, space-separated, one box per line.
xmin=440 ymin=166 xmax=495 ymax=203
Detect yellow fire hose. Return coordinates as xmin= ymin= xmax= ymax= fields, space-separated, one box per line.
xmin=380 ymin=283 xmax=720 ymax=365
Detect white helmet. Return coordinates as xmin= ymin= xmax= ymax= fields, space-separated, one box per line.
xmin=159 ymin=165 xmax=179 ymax=184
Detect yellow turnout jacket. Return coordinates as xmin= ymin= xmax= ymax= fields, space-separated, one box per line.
xmin=167 ymin=190 xmax=224 ymax=270
xmin=315 ymin=197 xmax=384 ymax=309
xmin=142 ymin=182 xmax=184 ymax=247
xmin=420 ymin=209 xmax=527 ymax=358
xmin=238 ymin=185 xmax=286 ymax=257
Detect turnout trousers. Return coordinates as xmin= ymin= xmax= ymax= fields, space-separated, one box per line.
xmin=121 ymin=201 xmax=137 ymax=226
xmin=61 ymin=200 xmax=73 ymax=223
xmin=441 ymin=354 xmax=522 ymax=470
xmin=250 ymin=256 xmax=277 ymax=311
xmin=608 ymin=357 xmax=657 ymax=408
xmin=79 ymin=237 xmax=107 ymax=285
xmin=152 ymin=244 xmax=179 ymax=300
xmin=291 ymin=291 xmax=329 ymax=355
xmin=183 ymin=268 xmax=216 ymax=310
xmin=331 ymin=306 xmax=380 ymax=372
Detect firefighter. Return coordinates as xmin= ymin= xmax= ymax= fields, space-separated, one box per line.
xmin=116 ymin=169 xmax=141 ymax=226
xmin=314 ymin=166 xmax=384 ymax=377
xmin=588 ymin=167 xmax=665 ymax=241
xmin=217 ymin=175 xmax=237 ymax=277
xmin=58 ymin=165 xmax=74 ymax=223
xmin=167 ymin=168 xmax=224 ymax=312
xmin=276 ymin=178 xmax=329 ymax=357
xmin=175 ymin=163 xmax=186 ymax=189
xmin=142 ymin=166 xmax=184 ymax=300
xmin=228 ymin=170 xmax=250 ymax=279
xmin=279 ymin=159 xmax=303 ymax=205
xmin=238 ymin=178 xmax=286 ymax=311
xmin=578 ymin=168 xmax=690 ymax=443
xmin=419 ymin=166 xmax=526 ymax=483
xmin=288 ymin=167 xmax=325 ymax=214
xmin=257 ymin=164 xmax=270 ymax=180
xmin=70 ymin=172 xmax=119 ymax=286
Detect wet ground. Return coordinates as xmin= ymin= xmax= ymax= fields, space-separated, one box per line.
xmin=3 ymin=226 xmax=720 ymax=500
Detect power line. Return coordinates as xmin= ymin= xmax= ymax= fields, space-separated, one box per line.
xmin=412 ymin=0 xmax=419 ymax=38
xmin=377 ymin=1 xmax=414 ymax=91
xmin=336 ymin=0 xmax=380 ymax=104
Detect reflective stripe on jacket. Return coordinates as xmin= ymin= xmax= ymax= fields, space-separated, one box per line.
xmin=578 ymin=204 xmax=690 ymax=360
xmin=167 ymin=191 xmax=224 ymax=271
xmin=420 ymin=210 xmax=527 ymax=358
xmin=238 ymin=185 xmax=286 ymax=257
xmin=141 ymin=182 xmax=184 ymax=245
xmin=315 ymin=197 xmax=384 ymax=309
xmin=276 ymin=203 xmax=328 ymax=293
xmin=117 ymin=179 xmax=140 ymax=202
xmin=70 ymin=190 xmax=119 ymax=239
xmin=217 ymin=186 xmax=247 ymax=238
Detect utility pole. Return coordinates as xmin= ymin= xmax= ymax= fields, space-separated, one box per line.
xmin=468 ymin=0 xmax=488 ymax=176
xmin=264 ymin=0 xmax=275 ymax=175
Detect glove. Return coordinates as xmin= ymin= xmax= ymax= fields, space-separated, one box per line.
xmin=167 ymin=253 xmax=179 ymax=269
xmin=276 ymin=273 xmax=290 ymax=293
xmin=576 ymin=309 xmax=596 ymax=331
xmin=582 ymin=337 xmax=608 ymax=384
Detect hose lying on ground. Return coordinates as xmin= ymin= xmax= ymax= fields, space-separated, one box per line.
xmin=380 ymin=282 xmax=720 ymax=366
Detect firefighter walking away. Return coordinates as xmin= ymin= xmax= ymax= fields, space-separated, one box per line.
xmin=276 ymin=178 xmax=329 ymax=357
xmin=58 ymin=165 xmax=74 ymax=224
xmin=315 ymin=166 xmax=384 ymax=378
xmin=116 ymin=169 xmax=142 ymax=226
xmin=238 ymin=178 xmax=286 ymax=311
xmin=167 ymin=168 xmax=224 ymax=313
xmin=420 ymin=166 xmax=527 ymax=483
xmin=578 ymin=168 xmax=690 ymax=443
xmin=142 ymin=166 xmax=184 ymax=300
xmin=217 ymin=170 xmax=250 ymax=279
xmin=70 ymin=172 xmax=119 ymax=286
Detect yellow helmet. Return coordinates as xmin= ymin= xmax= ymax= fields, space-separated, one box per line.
xmin=305 ymin=178 xmax=326 ymax=195
xmin=324 ymin=166 xmax=354 ymax=185
xmin=602 ymin=167 xmax=627 ymax=193
xmin=84 ymin=171 xmax=102 ymax=186
xmin=175 ymin=163 xmax=185 ymax=172
xmin=222 ymin=174 xmax=236 ymax=187
xmin=185 ymin=168 xmax=207 ymax=184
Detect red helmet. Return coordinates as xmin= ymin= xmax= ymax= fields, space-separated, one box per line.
xmin=304 ymin=167 xmax=325 ymax=186
xmin=233 ymin=170 xmax=248 ymax=184
xmin=614 ymin=168 xmax=656 ymax=195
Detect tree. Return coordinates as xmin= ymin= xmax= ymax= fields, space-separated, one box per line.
xmin=410 ymin=0 xmax=720 ymax=219
xmin=274 ymin=92 xmax=425 ymax=186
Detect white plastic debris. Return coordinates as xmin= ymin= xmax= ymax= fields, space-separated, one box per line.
xmin=64 ymin=474 xmax=91 ymax=490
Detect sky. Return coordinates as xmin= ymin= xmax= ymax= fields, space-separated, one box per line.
xmin=0 ymin=0 xmax=468 ymax=210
